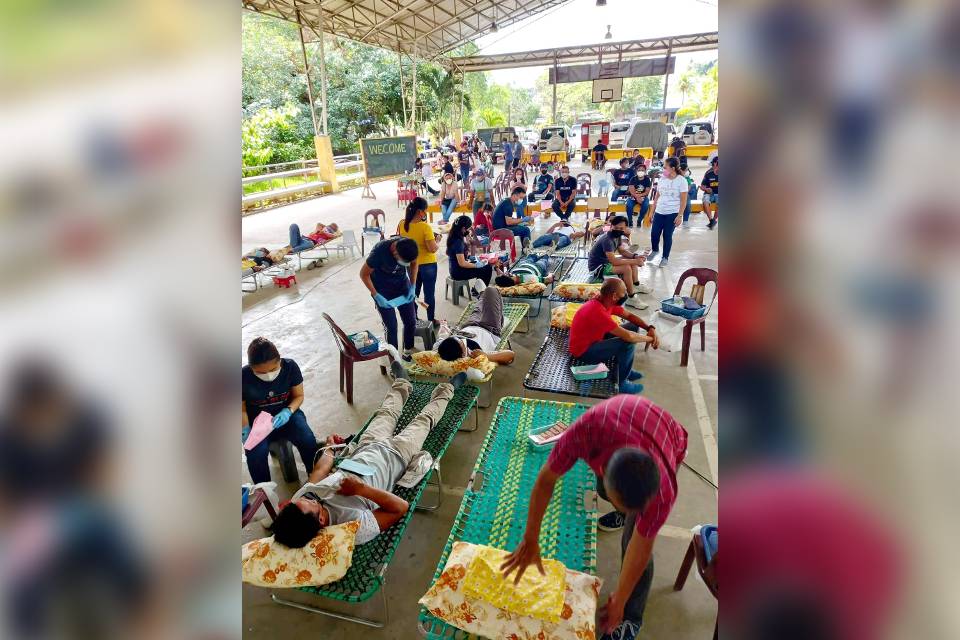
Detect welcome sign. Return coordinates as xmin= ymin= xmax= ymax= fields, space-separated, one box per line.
xmin=360 ymin=135 xmax=417 ymax=180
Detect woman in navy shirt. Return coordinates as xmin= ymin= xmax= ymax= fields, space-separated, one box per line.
xmin=447 ymin=216 xmax=494 ymax=290
xmin=359 ymin=237 xmax=420 ymax=358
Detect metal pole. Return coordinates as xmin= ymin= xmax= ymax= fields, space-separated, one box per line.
xmin=661 ymin=46 xmax=673 ymax=110
xmin=551 ymin=54 xmax=558 ymax=124
xmin=411 ymin=43 xmax=418 ymax=132
xmin=317 ymin=7 xmax=329 ymax=135
xmin=459 ymin=68 xmax=465 ymax=134
xmin=296 ymin=9 xmax=319 ymax=139
xmin=398 ymin=51 xmax=407 ymax=131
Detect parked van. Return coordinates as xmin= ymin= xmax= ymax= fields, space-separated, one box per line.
xmin=681 ymin=120 xmax=715 ymax=145
xmin=608 ymin=121 xmax=631 ymax=148
xmin=623 ymin=120 xmax=669 ymax=155
xmin=538 ymin=125 xmax=569 ymax=153
xmin=476 ymin=126 xmax=518 ymax=162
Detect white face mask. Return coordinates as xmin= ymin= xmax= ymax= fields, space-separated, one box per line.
xmin=254 ymin=366 xmax=281 ymax=382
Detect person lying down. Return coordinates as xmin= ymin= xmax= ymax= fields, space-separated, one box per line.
xmin=270 ymin=367 xmax=465 ymax=548
xmin=494 ymin=253 xmax=557 ymax=287
xmin=434 ymin=288 xmax=516 ymax=382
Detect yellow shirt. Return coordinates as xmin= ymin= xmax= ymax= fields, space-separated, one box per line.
xmin=397 ymin=219 xmax=437 ymax=265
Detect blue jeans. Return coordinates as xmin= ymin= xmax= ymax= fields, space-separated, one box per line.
xmin=625 ymin=196 xmax=649 ymax=227
xmin=578 ymin=322 xmax=639 ymax=384
xmin=513 ymin=254 xmax=551 ymax=276
xmin=684 ymin=184 xmax=698 ymax=222
xmin=244 ymin=409 xmax=318 ymax=484
xmin=532 ymin=233 xmax=571 ymax=249
xmin=459 ymin=165 xmax=470 ymax=184
xmin=288 ymin=224 xmax=315 ymax=252
xmin=441 ymin=198 xmax=458 ymax=222
xmin=552 ymin=199 xmax=575 ymax=219
xmin=506 ymin=224 xmax=532 ymax=245
xmin=651 ymin=213 xmax=678 ymax=259
xmin=375 ymin=296 xmax=417 ymax=350
xmin=416 ymin=263 xmax=438 ymax=322
xmin=611 ymin=188 xmax=628 ymax=202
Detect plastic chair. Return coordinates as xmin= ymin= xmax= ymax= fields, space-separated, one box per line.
xmin=397 ymin=181 xmax=416 ymax=208
xmin=576 ymin=173 xmax=592 ymax=198
xmin=444 ymin=277 xmax=474 ymax=306
xmin=331 ymin=229 xmax=359 ymax=257
xmin=322 ymin=312 xmax=391 ymax=404
xmin=672 ymin=268 xmax=718 ymax=367
xmin=674 ymin=524 xmax=718 ymax=639
xmin=361 ymin=209 xmax=386 ymax=255
xmin=490 ymin=228 xmax=517 ymax=262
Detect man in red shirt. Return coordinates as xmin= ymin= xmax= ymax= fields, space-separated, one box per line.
xmin=502 ymin=395 xmax=688 ymax=639
xmin=569 ymin=278 xmax=659 ymax=394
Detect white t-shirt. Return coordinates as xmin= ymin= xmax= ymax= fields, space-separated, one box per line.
xmin=556 ymin=225 xmax=574 ymax=238
xmin=655 ymin=174 xmax=687 ymax=215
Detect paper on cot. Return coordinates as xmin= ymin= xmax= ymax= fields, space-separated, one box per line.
xmin=243 ymin=412 xmax=275 ymax=451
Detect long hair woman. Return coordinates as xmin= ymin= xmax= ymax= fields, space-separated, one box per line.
xmin=446 ymin=215 xmax=493 ymax=296
xmin=397 ymin=197 xmax=440 ymax=326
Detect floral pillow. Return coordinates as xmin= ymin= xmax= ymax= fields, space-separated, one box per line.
xmin=241 ymin=520 xmax=359 ymax=588
xmin=554 ymin=282 xmax=603 ymax=301
xmin=412 ymin=351 xmax=497 ymax=376
xmin=419 ymin=541 xmax=602 ymax=640
xmin=496 ymin=281 xmax=547 ymax=297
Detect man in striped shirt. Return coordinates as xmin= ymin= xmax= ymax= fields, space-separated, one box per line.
xmin=502 ymin=395 xmax=688 ymax=639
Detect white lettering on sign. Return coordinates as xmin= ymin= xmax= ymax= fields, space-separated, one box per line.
xmin=368 ymin=142 xmax=407 ymax=155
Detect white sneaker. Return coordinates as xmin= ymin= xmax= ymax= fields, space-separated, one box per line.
xmin=625 ymin=296 xmax=648 ymax=310
xmin=635 ymin=282 xmax=653 ymax=294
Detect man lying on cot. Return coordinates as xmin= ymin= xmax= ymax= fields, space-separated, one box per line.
xmin=288 ymin=222 xmax=340 ymax=252
xmin=494 ymin=253 xmax=556 ymax=287
xmin=269 ymin=365 xmax=467 ymax=548
xmin=502 ymin=395 xmax=688 ymax=640
xmin=435 ymin=288 xmax=516 ymax=377
xmin=531 ymin=220 xmax=586 ymax=251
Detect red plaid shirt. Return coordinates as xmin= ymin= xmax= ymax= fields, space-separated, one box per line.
xmin=547 ymin=395 xmax=688 ymax=538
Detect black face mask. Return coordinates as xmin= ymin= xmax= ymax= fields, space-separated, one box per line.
xmin=616 ymin=295 xmax=629 ymax=306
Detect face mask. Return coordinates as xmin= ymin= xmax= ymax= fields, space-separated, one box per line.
xmin=616 ymin=295 xmax=629 ymax=306
xmin=541 ymin=168 xmax=547 ymax=174
xmin=445 ymin=178 xmax=453 ymax=184
xmin=397 ymin=258 xmax=411 ymax=267
xmin=561 ymin=173 xmax=569 ymax=178
xmin=254 ymin=367 xmax=281 ymax=382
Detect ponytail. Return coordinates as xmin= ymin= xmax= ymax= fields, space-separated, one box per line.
xmin=403 ymin=196 xmax=428 ymax=232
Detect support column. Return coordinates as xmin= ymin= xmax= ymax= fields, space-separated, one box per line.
xmin=661 ymin=46 xmax=673 ymax=110
xmin=296 ymin=10 xmax=319 ymax=139
xmin=317 ymin=8 xmax=328 ymax=135
xmin=552 ymin=54 xmax=558 ymax=124
xmin=411 ymin=43 xmax=418 ymax=132
xmin=398 ymin=51 xmax=407 ymax=131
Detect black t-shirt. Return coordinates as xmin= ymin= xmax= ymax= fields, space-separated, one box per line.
xmin=628 ymin=174 xmax=652 ymax=197
xmin=701 ymin=169 xmax=719 ymax=195
xmin=442 ymin=161 xmax=455 ymax=175
xmin=365 ymin=239 xmax=411 ymax=297
xmin=592 ymin=143 xmax=607 ymax=153
xmin=555 ymin=176 xmax=578 ymax=200
xmin=242 ymin=358 xmax=303 ymax=420
xmin=457 ymin=150 xmax=471 ymax=166
xmin=588 ymin=232 xmax=620 ymax=271
xmin=447 ymin=237 xmax=467 ymax=271
xmin=611 ymin=168 xmax=635 ymax=187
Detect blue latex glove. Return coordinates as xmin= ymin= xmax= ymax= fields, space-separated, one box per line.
xmin=522 ymin=216 xmax=533 ymax=224
xmin=241 ymin=425 xmax=251 ymax=444
xmin=408 ymin=283 xmax=416 ymax=299
xmin=373 ymin=293 xmax=390 ymax=308
xmin=272 ymin=408 xmax=292 ymax=429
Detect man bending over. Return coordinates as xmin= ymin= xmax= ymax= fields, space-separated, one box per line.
xmin=270 ymin=367 xmax=464 ymax=547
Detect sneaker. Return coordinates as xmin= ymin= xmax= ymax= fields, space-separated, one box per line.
xmin=635 ymin=282 xmax=653 ymax=294
xmin=449 ymin=372 xmax=468 ymax=390
xmin=647 ymin=250 xmax=659 ymax=260
xmin=627 ymin=370 xmax=644 ymax=381
xmin=659 ymin=258 xmax=668 ymax=266
xmin=390 ymin=360 xmax=409 ymax=380
xmin=624 ymin=296 xmax=648 ymax=310
xmin=618 ymin=381 xmax=644 ymax=394
xmin=682 ymin=221 xmax=690 ymax=228
xmin=597 ymin=511 xmax=626 ymax=532
xmin=708 ymin=219 xmax=717 ymax=229
xmin=402 ymin=348 xmax=416 ymax=363
xmin=600 ymin=620 xmax=641 ymax=640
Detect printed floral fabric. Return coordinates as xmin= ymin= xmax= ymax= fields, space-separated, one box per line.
xmin=551 ymin=303 xmax=619 ymax=329
xmin=553 ymin=283 xmax=603 ymax=301
xmin=419 ymin=541 xmax=602 ymax=640
xmin=241 ymin=520 xmax=359 ymax=588
xmin=462 ymin=545 xmax=567 ymax=623
xmin=411 ymin=351 xmax=497 ymax=376
xmin=496 ymin=282 xmax=547 ymax=297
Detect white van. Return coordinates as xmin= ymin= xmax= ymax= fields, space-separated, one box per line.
xmin=681 ymin=120 xmax=715 ymax=146
xmin=608 ymin=121 xmax=631 ymax=148
xmin=538 ymin=125 xmax=569 ymax=152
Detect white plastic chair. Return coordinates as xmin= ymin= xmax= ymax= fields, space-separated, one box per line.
xmin=330 ymin=230 xmax=359 ymax=258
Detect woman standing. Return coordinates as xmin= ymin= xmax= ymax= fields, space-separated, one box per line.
xmin=447 ymin=215 xmax=494 ymax=294
xmin=648 ymin=157 xmax=688 ymax=267
xmin=397 ymin=197 xmax=440 ymax=327
xmin=359 ymin=237 xmax=419 ymax=360
xmin=438 ymin=172 xmax=459 ymax=222
xmin=509 ymin=166 xmax=528 ymax=218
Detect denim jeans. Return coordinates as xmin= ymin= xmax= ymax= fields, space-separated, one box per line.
xmin=507 ymin=224 xmax=532 ymax=245
xmin=610 ymin=187 xmax=628 ymax=202
xmin=376 ymin=299 xmax=417 ymax=350
xmin=459 ymin=165 xmax=470 ymax=184
xmin=532 ymin=233 xmax=571 ymax=249
xmin=288 ymin=224 xmax=315 ymax=252
xmin=416 ymin=263 xmax=438 ymax=322
xmin=578 ymin=322 xmax=639 ymax=384
xmin=441 ymin=198 xmax=458 ymax=222
xmin=552 ymin=198 xmax=575 ymax=219
xmin=244 ymin=409 xmax=318 ymax=484
xmin=684 ymin=184 xmax=698 ymax=223
xmin=651 ymin=213 xmax=678 ymax=259
xmin=625 ymin=196 xmax=650 ymax=227
xmin=596 ymin=473 xmax=655 ymax=627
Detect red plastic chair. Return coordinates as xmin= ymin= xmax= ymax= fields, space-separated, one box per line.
xmin=322 ymin=313 xmax=390 ymax=404
xmin=576 ymin=173 xmax=592 ymax=197
xmin=397 ymin=181 xmax=417 ymax=208
xmin=490 ymin=228 xmax=517 ymax=262
xmin=362 ymin=209 xmax=386 ymax=255
xmin=672 ymin=268 xmax=718 ymax=367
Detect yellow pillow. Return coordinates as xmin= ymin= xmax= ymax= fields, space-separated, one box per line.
xmin=551 ymin=303 xmax=619 ymax=329
xmin=419 ymin=541 xmax=602 ymax=640
xmin=411 ymin=351 xmax=497 ymax=376
xmin=496 ymin=281 xmax=547 ymax=297
xmin=462 ymin=545 xmax=567 ymax=623
xmin=241 ymin=520 xmax=359 ymax=588
xmin=554 ymin=282 xmax=602 ymax=301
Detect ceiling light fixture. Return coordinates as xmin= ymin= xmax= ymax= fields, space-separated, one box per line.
xmin=491 ymin=4 xmax=498 ymax=32
xmin=596 ymin=0 xmax=607 ymax=6
xmin=605 ymin=25 xmax=612 ymax=40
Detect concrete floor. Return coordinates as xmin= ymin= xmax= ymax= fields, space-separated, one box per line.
xmin=241 ymin=158 xmax=718 ymax=639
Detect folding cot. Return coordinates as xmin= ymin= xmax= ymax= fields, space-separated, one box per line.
xmin=523 ymin=327 xmax=621 ymax=400
xmin=405 ymin=301 xmax=530 ymax=410
xmin=547 ymin=257 xmax=601 ymax=304
xmin=269 ymin=382 xmax=480 ymax=627
xmin=418 ymin=396 xmax=599 ymax=638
